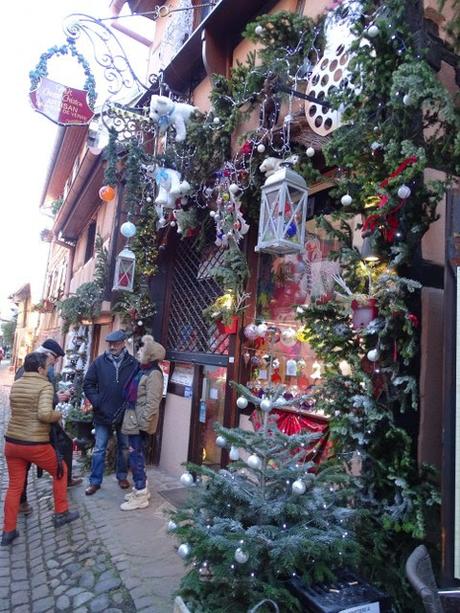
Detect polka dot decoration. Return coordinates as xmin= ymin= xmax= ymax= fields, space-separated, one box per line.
xmin=304 ymin=3 xmax=362 ymax=136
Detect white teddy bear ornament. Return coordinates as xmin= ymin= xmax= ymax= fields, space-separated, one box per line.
xmin=149 ymin=94 xmax=197 ymax=142
xmin=154 ymin=167 xmax=191 ymax=209
xmin=259 ymin=154 xmax=300 ymax=178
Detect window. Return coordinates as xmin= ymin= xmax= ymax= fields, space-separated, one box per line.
xmin=84 ymin=222 xmax=97 ymax=264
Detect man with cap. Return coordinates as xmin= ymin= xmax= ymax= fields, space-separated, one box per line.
xmin=15 ymin=339 xmax=83 ymax=515
xmin=83 ymin=330 xmax=139 ymax=495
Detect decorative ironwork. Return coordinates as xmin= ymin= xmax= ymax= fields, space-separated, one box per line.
xmin=167 ymin=238 xmax=230 ymax=357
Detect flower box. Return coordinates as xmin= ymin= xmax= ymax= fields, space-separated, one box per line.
xmin=216 ymin=315 xmax=239 ymax=335
xmin=351 ymin=298 xmax=378 ymax=330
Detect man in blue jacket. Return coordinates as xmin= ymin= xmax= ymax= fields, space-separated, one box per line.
xmin=83 ymin=330 xmax=139 ymax=495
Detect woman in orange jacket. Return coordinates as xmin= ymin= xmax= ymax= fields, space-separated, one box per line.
xmin=1 ymin=352 xmax=79 ymax=546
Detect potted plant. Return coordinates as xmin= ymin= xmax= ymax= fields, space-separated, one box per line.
xmin=203 ymin=290 xmax=249 ymax=335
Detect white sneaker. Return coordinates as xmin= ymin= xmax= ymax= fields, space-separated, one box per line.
xmin=124 ymin=484 xmax=151 ymax=501
xmin=120 ymin=488 xmax=150 ymax=511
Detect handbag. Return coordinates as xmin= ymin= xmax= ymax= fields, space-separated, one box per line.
xmin=111 ymin=401 xmax=128 ymax=427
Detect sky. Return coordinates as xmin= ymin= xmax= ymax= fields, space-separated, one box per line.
xmin=0 ymin=0 xmax=151 ymax=321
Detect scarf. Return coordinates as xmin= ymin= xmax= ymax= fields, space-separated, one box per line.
xmin=125 ymin=361 xmax=159 ymax=405
xmin=105 ymin=348 xmax=127 ymax=383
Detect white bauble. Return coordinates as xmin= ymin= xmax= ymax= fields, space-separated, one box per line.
xmin=366 ymin=24 xmax=379 ymax=38
xmin=177 ymin=543 xmax=191 ymax=559
xmin=292 ymin=479 xmax=306 ymax=495
xmin=296 ymin=306 xmax=305 ymax=315
xmin=216 ymin=435 xmax=227 ymax=448
xmin=341 ymin=194 xmax=352 ymax=206
xmin=158 ymin=216 xmax=166 ymax=226
xmin=120 ymin=221 xmax=137 ymax=238
xmin=229 ymin=183 xmax=240 ymax=194
xmin=281 ymin=327 xmax=297 ymax=347
xmin=367 ymin=348 xmax=380 ymax=362
xmin=397 ymin=184 xmax=411 ymax=199
xmin=259 ymin=398 xmax=273 ymax=413
xmin=167 ymin=520 xmax=177 ymax=532
xmin=403 ymin=94 xmax=412 ymax=106
xmin=213 ymin=116 xmax=220 ymax=125
xmin=180 ymin=472 xmax=194 ymax=487
xmin=209 ymin=210 xmax=216 ymax=218
xmin=306 ymin=147 xmax=315 ymax=158
xmin=237 ymin=396 xmax=249 ymax=409
xmin=371 ymin=141 xmax=382 ymax=151
xmin=244 ymin=323 xmax=258 ymax=340
xmin=247 ymin=454 xmax=262 ymax=470
xmin=229 ymin=446 xmax=240 ymax=461
xmin=234 ymin=547 xmax=249 ymax=564
xmin=257 ymin=323 xmax=268 ymax=337
xmin=170 ymin=221 xmax=176 ymax=227
xmin=255 ymin=25 xmax=264 ymax=36
xmin=257 ymin=143 xmax=266 ymax=153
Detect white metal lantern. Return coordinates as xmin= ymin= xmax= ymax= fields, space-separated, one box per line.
xmin=112 ymin=246 xmax=136 ymax=292
xmin=256 ymin=164 xmax=311 ymax=255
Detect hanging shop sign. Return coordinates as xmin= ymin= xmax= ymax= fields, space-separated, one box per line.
xmin=30 ymin=77 xmax=95 ymax=125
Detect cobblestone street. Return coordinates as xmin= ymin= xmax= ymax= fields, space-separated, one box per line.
xmin=0 ymin=362 xmax=184 ymax=613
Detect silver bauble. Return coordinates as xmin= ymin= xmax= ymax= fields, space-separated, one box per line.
xmin=306 ymin=147 xmax=315 ymax=158
xmin=177 ymin=543 xmax=191 ymax=558
xmin=367 ymin=348 xmax=380 ymax=362
xmin=259 ymin=398 xmax=273 ymax=413
xmin=397 ymin=184 xmax=411 ymax=199
xmin=180 ymin=472 xmax=194 ymax=487
xmin=229 ymin=183 xmax=240 ymax=194
xmin=167 ymin=520 xmax=177 ymax=532
xmin=292 ymin=479 xmax=306 ymax=495
xmin=341 ymin=194 xmax=352 ymax=206
xmin=236 ymin=396 xmax=249 ymax=409
xmin=234 ymin=547 xmax=249 ymax=563
xmin=229 ymin=446 xmax=240 ymax=461
xmin=120 ymin=221 xmax=137 ymax=238
xmin=216 ymin=435 xmax=227 ymax=448
xmin=247 ymin=454 xmax=262 ymax=470
xmin=255 ymin=25 xmax=264 ymax=35
xmin=403 ymin=94 xmax=412 ymax=106
xmin=366 ymin=24 xmax=379 ymax=38
xmin=257 ymin=143 xmax=266 ymax=153
xmin=257 ymin=323 xmax=268 ymax=337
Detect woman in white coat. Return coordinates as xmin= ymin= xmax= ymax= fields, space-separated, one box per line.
xmin=120 ymin=335 xmax=165 ymax=511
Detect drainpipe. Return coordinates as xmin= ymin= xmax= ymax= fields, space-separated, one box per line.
xmin=109 ymin=0 xmax=154 ymax=47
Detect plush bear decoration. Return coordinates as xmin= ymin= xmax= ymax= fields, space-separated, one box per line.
xmin=259 ymin=154 xmax=300 ymax=178
xmin=149 ymin=95 xmax=197 ymax=142
xmin=154 ymin=167 xmax=191 ymax=209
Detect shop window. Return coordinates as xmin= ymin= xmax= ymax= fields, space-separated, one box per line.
xmin=166 ymin=236 xmax=230 ymax=357
xmin=84 ymin=222 xmax=97 ymax=264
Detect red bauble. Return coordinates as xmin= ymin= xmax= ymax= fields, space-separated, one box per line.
xmin=99 ymin=185 xmax=116 ymax=202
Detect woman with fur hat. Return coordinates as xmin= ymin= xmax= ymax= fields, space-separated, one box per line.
xmin=120 ymin=335 xmax=165 ymax=511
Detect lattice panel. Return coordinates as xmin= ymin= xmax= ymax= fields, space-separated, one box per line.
xmin=167 ymin=239 xmax=230 ymax=355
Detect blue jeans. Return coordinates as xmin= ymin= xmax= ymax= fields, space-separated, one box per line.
xmin=89 ymin=424 xmax=129 ymax=486
xmin=128 ymin=433 xmax=147 ymax=490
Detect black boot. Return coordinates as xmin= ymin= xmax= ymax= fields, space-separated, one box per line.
xmin=53 ymin=510 xmax=80 ymax=528
xmin=1 ymin=529 xmax=19 ymax=546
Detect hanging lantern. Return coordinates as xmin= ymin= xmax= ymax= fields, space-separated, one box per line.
xmin=255 ymin=164 xmax=311 ymax=255
xmin=112 ymin=246 xmax=136 ymax=292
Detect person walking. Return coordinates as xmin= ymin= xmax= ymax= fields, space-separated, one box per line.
xmin=2 ymin=352 xmax=79 ymax=546
xmin=83 ymin=330 xmax=138 ymax=495
xmin=16 ymin=338 xmax=82 ymax=516
xmin=120 ymin=335 xmax=165 ymax=511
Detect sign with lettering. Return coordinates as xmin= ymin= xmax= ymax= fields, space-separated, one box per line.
xmin=341 ymin=603 xmax=380 ymax=613
xmin=29 ymin=77 xmax=94 ymax=125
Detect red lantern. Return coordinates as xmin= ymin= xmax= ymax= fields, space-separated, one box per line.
xmin=99 ymin=185 xmax=116 ymax=202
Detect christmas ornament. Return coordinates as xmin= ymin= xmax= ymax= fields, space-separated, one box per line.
xmin=177 ymin=543 xmax=191 ymax=558
xmin=180 ymin=471 xmax=194 ymax=487
xmin=99 ymin=185 xmax=116 ymax=202
xmin=167 ymin=520 xmax=177 ymax=532
xmin=280 ymin=327 xmax=297 ymax=347
xmin=339 ymin=360 xmax=352 ymax=376
xmin=255 ymin=25 xmax=264 ymax=36
xmin=216 ymin=435 xmax=227 ymax=448
xmin=306 ymin=147 xmax=315 ymax=158
xmin=397 ymin=184 xmax=411 ymax=199
xmin=366 ymin=24 xmax=379 ymax=38
xmin=229 ymin=446 xmax=240 ymax=461
xmin=228 ymin=183 xmax=240 ymax=194
xmin=120 ymin=221 xmax=137 ymax=238
xmin=403 ymin=94 xmax=412 ymax=106
xmin=257 ymin=323 xmax=268 ymax=337
xmin=341 ymin=194 xmax=352 ymax=206
xmin=257 ymin=143 xmax=266 ymax=153
xmin=292 ymin=479 xmax=306 ymax=495
xmin=243 ymin=351 xmax=251 ymax=366
xmin=259 ymin=398 xmax=273 ymax=413
xmin=237 ymin=396 xmax=249 ymax=409
xmin=247 ymin=454 xmax=262 ymax=470
xmin=286 ymin=359 xmax=297 ymax=377
xmin=244 ymin=323 xmax=258 ymax=341
xmin=367 ymin=348 xmax=380 ymax=362
xmin=234 ymin=547 xmax=249 ymax=563
xmin=213 ymin=116 xmax=220 ymax=124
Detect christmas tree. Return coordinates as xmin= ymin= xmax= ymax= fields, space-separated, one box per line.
xmin=169 ymin=385 xmax=360 ymax=612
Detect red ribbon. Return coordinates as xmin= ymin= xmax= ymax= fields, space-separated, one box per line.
xmin=361 ymin=156 xmax=418 ymax=241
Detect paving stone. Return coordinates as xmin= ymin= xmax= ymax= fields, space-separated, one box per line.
xmin=73 ymin=592 xmax=94 ymax=608
xmin=79 ymin=570 xmax=96 ymax=590
xmin=11 ymin=590 xmax=29 ymax=606
xmin=0 ymin=588 xmax=9 ymax=600
xmin=73 ymin=608 xmax=89 ymax=613
xmin=111 ymin=591 xmax=124 ymax=604
xmin=31 ymin=572 xmax=47 ymax=588
xmin=89 ymin=594 xmax=111 ymax=612
xmin=32 ymin=584 xmax=50 ymax=600
xmin=94 ymin=575 xmax=122 ymax=593
xmin=55 ymin=594 xmax=71 ymax=610
xmin=49 ymin=578 xmax=60 ymax=588
xmin=46 ymin=559 xmax=59 ymax=569
xmin=11 ymin=579 xmax=29 ymax=592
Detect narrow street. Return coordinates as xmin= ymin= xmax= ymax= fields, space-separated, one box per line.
xmin=0 ymin=361 xmax=184 ymax=613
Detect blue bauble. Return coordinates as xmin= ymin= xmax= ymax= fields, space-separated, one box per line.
xmin=286 ymin=222 xmax=297 ymax=238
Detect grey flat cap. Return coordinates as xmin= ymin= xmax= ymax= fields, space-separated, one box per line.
xmin=105 ymin=330 xmax=127 ymax=342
